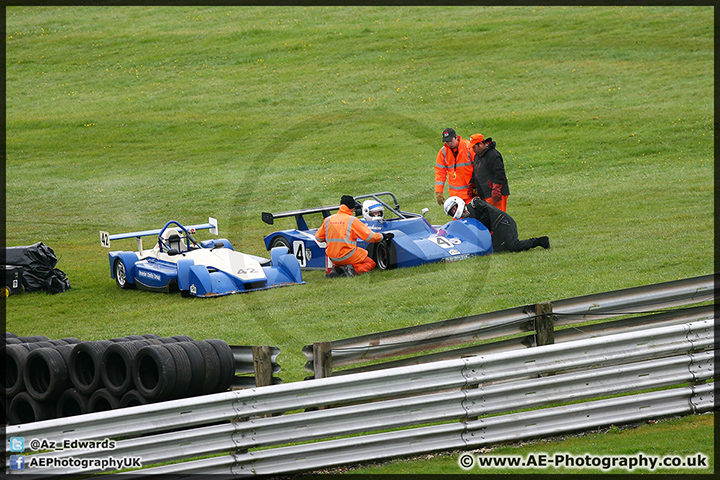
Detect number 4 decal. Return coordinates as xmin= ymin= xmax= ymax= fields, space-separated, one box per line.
xmin=293 ymin=241 xmax=307 ymax=267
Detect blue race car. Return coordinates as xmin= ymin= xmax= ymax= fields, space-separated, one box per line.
xmin=261 ymin=192 xmax=493 ymax=270
xmin=100 ymin=217 xmax=304 ymax=297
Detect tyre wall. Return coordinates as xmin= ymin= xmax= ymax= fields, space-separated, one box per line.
xmin=3 ymin=332 xmax=251 ymax=425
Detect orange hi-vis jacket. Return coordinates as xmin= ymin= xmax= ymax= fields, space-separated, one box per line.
xmin=315 ymin=205 xmax=383 ymax=266
xmin=435 ymin=136 xmax=475 ymax=202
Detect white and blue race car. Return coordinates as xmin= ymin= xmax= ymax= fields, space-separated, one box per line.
xmin=100 ymin=218 xmax=304 ymax=297
xmin=261 ymin=192 xmax=493 ymax=271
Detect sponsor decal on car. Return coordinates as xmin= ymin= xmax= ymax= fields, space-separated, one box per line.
xmin=137 ymin=270 xmax=162 ymax=281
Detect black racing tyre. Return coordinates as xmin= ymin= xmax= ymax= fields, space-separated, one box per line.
xmin=56 ymin=388 xmax=89 ymax=418
xmin=5 ymin=337 xmax=22 ymax=345
xmin=25 ymin=341 xmax=55 ymax=351
xmin=192 ymin=340 xmax=222 ymax=395
xmin=269 ymin=236 xmax=291 ymax=253
xmin=24 ymin=347 xmax=69 ymax=401
xmin=171 ymin=335 xmax=194 ymax=342
xmin=120 ymin=389 xmax=149 ymax=408
xmin=124 ymin=335 xmax=146 ymax=341
xmin=114 ymin=259 xmax=134 ymax=289
xmin=373 ymin=240 xmax=396 ymax=270
xmin=101 ymin=341 xmax=147 ymax=396
xmin=8 ymin=392 xmax=55 ymax=425
xmin=60 ymin=337 xmax=82 ymax=344
xmin=69 ymin=341 xmax=113 ymax=395
xmin=5 ymin=332 xmax=19 ymax=339
xmin=142 ymin=334 xmax=162 ymax=340
xmin=54 ymin=344 xmax=75 ymax=368
xmin=132 ymin=345 xmax=177 ymax=401
xmin=88 ymin=388 xmax=121 ymax=412
xmin=4 ymin=344 xmax=30 ymax=397
xmin=17 ymin=335 xmax=51 ymax=343
xmin=205 ymin=339 xmax=235 ymax=392
xmin=174 ymin=342 xmax=206 ymax=395
xmin=162 ymin=343 xmax=192 ymax=399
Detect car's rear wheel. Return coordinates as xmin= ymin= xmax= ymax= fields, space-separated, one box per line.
xmin=114 ymin=259 xmax=133 ymax=289
xmin=269 ymin=236 xmax=291 ymax=253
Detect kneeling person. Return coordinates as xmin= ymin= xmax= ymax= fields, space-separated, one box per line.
xmin=444 ymin=196 xmax=550 ymax=253
xmin=315 ymin=195 xmax=390 ymax=277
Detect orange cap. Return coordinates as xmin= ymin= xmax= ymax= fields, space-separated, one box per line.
xmin=469 ymin=133 xmax=485 ymax=148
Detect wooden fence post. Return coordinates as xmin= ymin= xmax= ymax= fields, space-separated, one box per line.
xmin=252 ymin=345 xmax=273 ymax=387
xmin=313 ymin=342 xmax=333 ymax=379
xmin=534 ymin=302 xmax=555 ymax=347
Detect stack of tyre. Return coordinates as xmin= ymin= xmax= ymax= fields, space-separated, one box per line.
xmin=4 ymin=333 xmax=235 ymax=425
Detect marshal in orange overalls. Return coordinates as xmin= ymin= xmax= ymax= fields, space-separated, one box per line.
xmin=315 ymin=204 xmax=383 ymax=274
xmin=435 ymin=135 xmax=475 ymax=203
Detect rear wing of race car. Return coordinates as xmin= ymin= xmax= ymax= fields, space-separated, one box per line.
xmin=261 ymin=192 xmax=405 ymax=231
xmin=100 ymin=217 xmax=218 ymax=254
xmin=261 ymin=206 xmax=339 ymax=231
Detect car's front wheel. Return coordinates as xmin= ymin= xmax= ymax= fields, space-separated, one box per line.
xmin=114 ymin=259 xmax=134 ymax=289
xmin=374 ymin=241 xmax=393 ymax=270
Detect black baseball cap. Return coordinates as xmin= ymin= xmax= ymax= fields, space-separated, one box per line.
xmin=341 ymin=195 xmax=356 ymax=209
xmin=442 ymin=128 xmax=457 ymax=142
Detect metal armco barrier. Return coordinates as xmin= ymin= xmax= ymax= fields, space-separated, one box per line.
xmin=138 ymin=384 xmax=713 ymax=477
xmin=333 ymin=304 xmax=713 ymax=375
xmin=5 ymin=317 xmax=714 ymax=477
xmin=230 ymin=345 xmax=282 ymax=388
xmin=304 ymin=274 xmax=714 ymax=377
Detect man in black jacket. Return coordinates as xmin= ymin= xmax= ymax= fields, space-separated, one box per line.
xmin=443 ymin=196 xmax=550 ymax=252
xmin=469 ymin=133 xmax=510 ymax=211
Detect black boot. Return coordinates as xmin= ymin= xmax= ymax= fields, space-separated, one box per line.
xmin=326 ymin=266 xmax=342 ymax=278
xmin=537 ymin=236 xmax=550 ymax=249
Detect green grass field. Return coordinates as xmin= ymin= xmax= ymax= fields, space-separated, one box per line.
xmin=5 ymin=5 xmax=714 ymax=475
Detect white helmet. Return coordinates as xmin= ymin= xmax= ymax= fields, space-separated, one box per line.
xmin=362 ymin=200 xmax=384 ymax=221
xmin=443 ymin=196 xmax=465 ymax=219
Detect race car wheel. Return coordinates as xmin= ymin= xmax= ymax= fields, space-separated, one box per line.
xmin=269 ymin=236 xmax=291 ymax=253
xmin=114 ymin=259 xmax=134 ymax=289
xmin=375 ymin=241 xmax=393 ymax=270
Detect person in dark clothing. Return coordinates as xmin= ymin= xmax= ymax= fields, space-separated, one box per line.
xmin=469 ymin=133 xmax=510 ymax=212
xmin=443 ymin=196 xmax=550 ymax=253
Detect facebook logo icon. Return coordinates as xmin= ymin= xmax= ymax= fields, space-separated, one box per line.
xmin=9 ymin=437 xmax=25 ymax=452
xmin=9 ymin=455 xmax=25 ymax=471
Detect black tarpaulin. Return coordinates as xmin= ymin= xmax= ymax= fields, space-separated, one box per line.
xmin=3 ymin=242 xmax=71 ymax=294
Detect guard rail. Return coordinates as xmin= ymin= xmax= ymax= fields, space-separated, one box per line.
xmin=304 ymin=274 xmax=714 ymax=377
xmin=5 ymin=318 xmax=713 ymax=476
